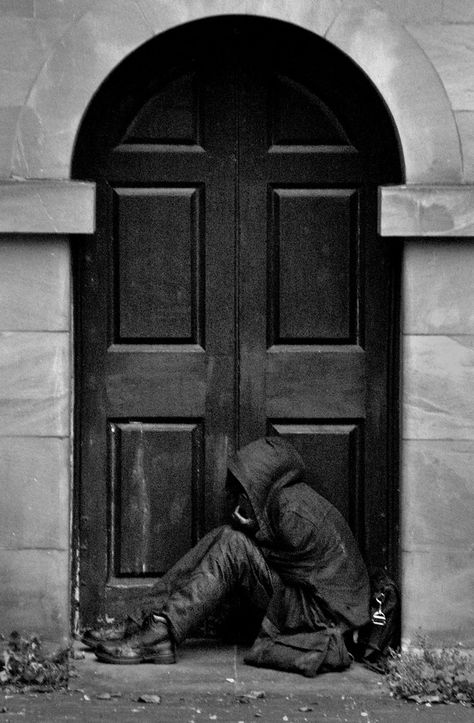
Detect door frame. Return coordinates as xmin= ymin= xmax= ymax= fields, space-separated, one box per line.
xmin=71 ymin=15 xmax=403 ymax=629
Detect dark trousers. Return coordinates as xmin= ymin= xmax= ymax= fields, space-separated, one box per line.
xmin=158 ymin=526 xmax=278 ymax=644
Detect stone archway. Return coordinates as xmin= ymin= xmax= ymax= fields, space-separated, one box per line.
xmin=10 ymin=0 xmax=461 ymax=184
xmin=71 ymin=14 xmax=404 ymax=624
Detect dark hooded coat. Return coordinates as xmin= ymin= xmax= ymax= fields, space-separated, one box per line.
xmin=228 ymin=437 xmax=370 ymax=676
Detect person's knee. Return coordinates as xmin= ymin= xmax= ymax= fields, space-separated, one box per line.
xmin=218 ymin=524 xmax=255 ymax=551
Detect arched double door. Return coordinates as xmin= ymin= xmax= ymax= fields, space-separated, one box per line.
xmin=73 ymin=18 xmax=402 ymax=624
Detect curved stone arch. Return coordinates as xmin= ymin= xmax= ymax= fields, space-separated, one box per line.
xmin=12 ymin=0 xmax=461 ymax=183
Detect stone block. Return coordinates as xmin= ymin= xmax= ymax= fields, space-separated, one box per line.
xmin=34 ymin=0 xmax=96 ymax=20
xmin=402 ymin=547 xmax=474 ymax=647
xmin=13 ymin=2 xmax=154 ymax=178
xmin=0 ymin=549 xmax=69 ymax=641
xmin=0 ymin=181 xmax=95 ymax=234
xmin=0 ymin=0 xmax=34 ymax=16
xmin=327 ymin=6 xmax=462 ymax=182
xmin=402 ymin=240 xmax=474 ymax=334
xmin=138 ymin=0 xmax=340 ymax=38
xmin=137 ymin=0 xmax=246 ymax=34
xmin=0 ymin=106 xmax=21 ymax=177
xmin=403 ymin=335 xmax=474 ymax=440
xmin=442 ymin=0 xmax=474 ymax=23
xmin=0 ymin=16 xmax=67 ymax=106
xmin=402 ymin=440 xmax=474 ymax=548
xmin=376 ymin=0 xmax=443 ymax=24
xmin=456 ymin=110 xmax=474 ymax=183
xmin=380 ymin=185 xmax=474 ymax=236
xmin=0 ymin=331 xmax=70 ymax=436
xmin=0 ymin=437 xmax=69 ymax=549
xmin=0 ymin=238 xmax=70 ymax=331
xmin=408 ymin=24 xmax=474 ymax=111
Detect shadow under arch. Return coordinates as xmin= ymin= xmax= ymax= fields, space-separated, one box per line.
xmin=72 ymin=15 xmax=403 ymax=181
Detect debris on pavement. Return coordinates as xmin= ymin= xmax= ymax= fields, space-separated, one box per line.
xmin=137 ymin=694 xmax=162 ymax=704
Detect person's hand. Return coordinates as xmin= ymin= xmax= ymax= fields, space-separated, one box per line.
xmin=231 ymin=495 xmax=258 ymax=534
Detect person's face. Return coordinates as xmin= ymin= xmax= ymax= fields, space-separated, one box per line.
xmin=227 ymin=472 xmax=258 ymax=534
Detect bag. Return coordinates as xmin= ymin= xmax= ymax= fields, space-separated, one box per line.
xmin=354 ymin=568 xmax=401 ymax=673
xmin=245 ymin=618 xmax=351 ymax=678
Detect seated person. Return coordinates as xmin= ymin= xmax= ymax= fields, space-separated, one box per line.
xmin=88 ymin=437 xmax=370 ymax=677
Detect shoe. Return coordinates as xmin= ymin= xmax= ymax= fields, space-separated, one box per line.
xmin=95 ymin=614 xmax=176 ymax=664
xmin=80 ymin=616 xmax=142 ymax=650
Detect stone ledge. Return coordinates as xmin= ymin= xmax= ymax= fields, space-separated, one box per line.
xmin=380 ymin=185 xmax=474 ymax=236
xmin=2 ymin=182 xmax=474 ymax=239
xmin=0 ymin=180 xmax=95 ymax=234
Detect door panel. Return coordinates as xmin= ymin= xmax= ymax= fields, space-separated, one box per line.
xmin=270 ymin=188 xmax=358 ymax=342
xmin=268 ymin=422 xmax=361 ymax=534
xmin=115 ymin=187 xmax=203 ymax=342
xmin=75 ymin=21 xmax=401 ymax=624
xmin=110 ymin=421 xmax=203 ymax=577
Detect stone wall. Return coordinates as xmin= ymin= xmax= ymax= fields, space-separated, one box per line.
xmin=0 ymin=235 xmax=71 ymax=641
xmin=378 ymin=0 xmax=474 ymax=184
xmin=0 ymin=0 xmax=472 ymax=647
xmin=402 ymin=241 xmax=474 ymax=647
xmin=377 ymin=0 xmax=474 ymax=647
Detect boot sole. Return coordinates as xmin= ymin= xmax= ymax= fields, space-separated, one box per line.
xmin=95 ymin=650 xmax=176 ymax=665
xmin=80 ymin=635 xmax=99 ymax=650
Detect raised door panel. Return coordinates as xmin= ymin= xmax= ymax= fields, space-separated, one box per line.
xmin=269 ymin=422 xmax=363 ymax=533
xmin=115 ymin=187 xmax=203 ymax=343
xmin=270 ymin=74 xmax=350 ymax=147
xmin=269 ymin=188 xmax=359 ymax=343
xmin=122 ymin=72 xmax=199 ymax=145
xmin=110 ymin=421 xmax=204 ymax=577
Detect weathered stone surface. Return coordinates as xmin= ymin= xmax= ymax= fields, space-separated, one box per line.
xmin=402 ymin=335 xmax=474 ymax=440
xmin=0 ymin=238 xmax=70 ymax=330
xmin=137 ymin=0 xmax=246 ymax=33
xmin=34 ymin=0 xmax=95 ymax=20
xmin=0 ymin=331 xmax=70 ymax=436
xmin=402 ymin=240 xmax=474 ymax=334
xmin=326 ymin=5 xmax=462 ymax=183
xmin=402 ymin=547 xmax=474 ymax=647
xmin=0 ymin=181 xmax=95 ymax=233
xmin=0 ymin=106 xmax=21 ymax=177
xmin=408 ymin=24 xmax=474 ymax=111
xmin=0 ymin=437 xmax=69 ymax=549
xmin=380 ymin=185 xmax=474 ymax=236
xmin=456 ymin=110 xmax=474 ymax=183
xmin=0 ymin=0 xmax=34 ymax=17
xmin=0 ymin=549 xmax=69 ymax=641
xmin=378 ymin=0 xmax=444 ymax=23
xmin=13 ymin=2 xmax=154 ymax=178
xmin=137 ymin=0 xmax=340 ymax=37
xmin=0 ymin=15 xmax=67 ymax=106
xmin=442 ymin=0 xmax=474 ymax=22
xmin=3 ymin=0 xmax=461 ymax=182
xmin=402 ymin=440 xmax=474 ymax=548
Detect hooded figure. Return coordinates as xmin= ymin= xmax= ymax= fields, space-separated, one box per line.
xmin=229 ymin=436 xmax=370 ymax=675
xmin=93 ymin=437 xmax=370 ymax=676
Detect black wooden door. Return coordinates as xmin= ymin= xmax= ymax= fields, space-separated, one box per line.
xmin=74 ymin=20 xmax=401 ymax=624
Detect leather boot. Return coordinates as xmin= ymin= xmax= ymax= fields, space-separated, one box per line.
xmin=95 ymin=614 xmax=176 ymax=664
xmin=80 ymin=616 xmax=141 ymax=650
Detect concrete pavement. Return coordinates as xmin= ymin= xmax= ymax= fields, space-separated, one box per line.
xmin=0 ymin=640 xmax=473 ymax=722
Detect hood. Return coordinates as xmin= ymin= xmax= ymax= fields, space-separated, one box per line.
xmin=227 ymin=437 xmax=305 ymax=538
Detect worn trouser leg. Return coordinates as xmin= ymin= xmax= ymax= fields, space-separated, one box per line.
xmin=159 ymin=525 xmax=277 ymax=644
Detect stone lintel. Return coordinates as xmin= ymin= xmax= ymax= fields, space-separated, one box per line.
xmin=379 ymin=185 xmax=474 ymax=237
xmin=2 ymin=182 xmax=474 ymax=239
xmin=0 ymin=180 xmax=95 ymax=234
